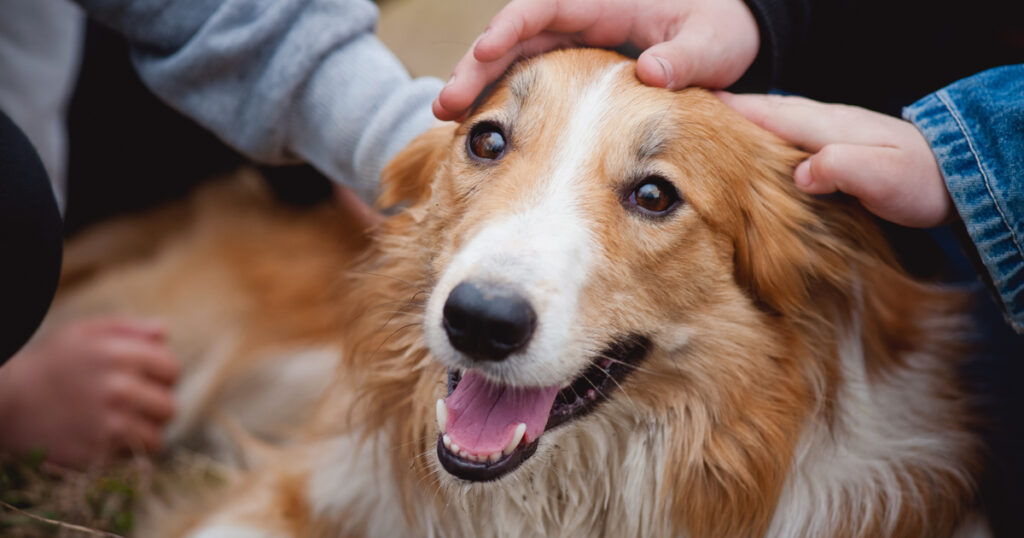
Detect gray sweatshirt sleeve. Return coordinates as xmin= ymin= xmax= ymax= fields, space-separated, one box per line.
xmin=76 ymin=0 xmax=443 ymax=202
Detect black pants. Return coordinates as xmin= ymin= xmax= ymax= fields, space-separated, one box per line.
xmin=0 ymin=110 xmax=62 ymax=364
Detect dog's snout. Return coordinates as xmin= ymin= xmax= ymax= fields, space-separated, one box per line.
xmin=442 ymin=281 xmax=536 ymax=361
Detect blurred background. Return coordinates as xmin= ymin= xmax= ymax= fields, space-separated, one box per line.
xmin=378 ymin=0 xmax=506 ymax=79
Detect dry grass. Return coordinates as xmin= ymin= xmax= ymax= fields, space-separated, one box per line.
xmin=0 ymin=452 xmax=227 ymax=537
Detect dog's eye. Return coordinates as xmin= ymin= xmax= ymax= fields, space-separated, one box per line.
xmin=467 ymin=123 xmax=506 ymax=160
xmin=629 ymin=177 xmax=680 ymax=214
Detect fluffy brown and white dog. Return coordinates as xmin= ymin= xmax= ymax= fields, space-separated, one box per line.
xmin=51 ymin=49 xmax=985 ymax=537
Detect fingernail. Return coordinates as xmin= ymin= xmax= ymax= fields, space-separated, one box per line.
xmin=477 ymin=27 xmax=491 ymax=44
xmin=444 ymin=73 xmax=456 ymax=88
xmin=472 ymin=28 xmax=493 ymax=60
xmin=794 ymin=160 xmax=813 ymax=188
xmin=653 ymin=56 xmax=674 ymax=88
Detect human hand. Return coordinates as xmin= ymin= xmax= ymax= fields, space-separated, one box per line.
xmin=0 ymin=317 xmax=179 ymax=467
xmin=334 ymin=184 xmax=383 ymax=229
xmin=717 ymin=92 xmax=953 ymax=228
xmin=433 ymin=0 xmax=760 ymax=120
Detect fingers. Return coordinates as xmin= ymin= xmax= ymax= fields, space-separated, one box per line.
xmin=436 ymin=0 xmax=761 ymax=120
xmin=798 ymin=143 xmax=951 ymax=228
xmin=636 ymin=24 xmax=712 ymax=89
xmin=125 ymin=418 xmax=163 ymax=454
xmin=434 ymin=32 xmax=575 ymax=121
xmin=715 ymin=92 xmax=905 ymax=151
xmin=77 ymin=316 xmax=180 ymax=384
xmin=105 ymin=372 xmax=176 ymax=422
xmin=432 ymin=54 xmax=502 ymax=121
xmin=719 ymin=90 xmax=953 ymax=228
xmin=435 ymin=0 xmax=645 ymax=121
xmin=797 ymin=144 xmax=896 ymax=195
xmin=636 ymin=8 xmax=757 ymax=90
xmin=105 ymin=413 xmax=164 ymax=455
xmin=473 ymin=0 xmax=621 ymax=62
xmin=334 ymin=184 xmax=383 ymax=229
xmin=432 ymin=46 xmax=505 ymax=121
xmin=474 ymin=0 xmax=564 ymax=61
xmin=80 ymin=315 xmax=166 ymax=340
xmin=102 ymin=367 xmax=176 ymax=457
xmin=132 ymin=383 xmax=176 ymax=424
xmin=105 ymin=336 xmax=181 ymax=385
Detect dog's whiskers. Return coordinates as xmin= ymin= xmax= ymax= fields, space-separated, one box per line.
xmin=374 ymin=311 xmax=425 ymax=331
xmin=372 ymin=292 xmax=428 ymax=330
xmin=587 ymin=364 xmax=639 ymax=410
xmin=373 ymin=295 xmax=427 ymax=309
xmin=349 ymin=269 xmax=427 ymax=293
xmin=601 ymin=355 xmax=672 ymax=380
xmin=368 ymin=321 xmax=424 ymax=362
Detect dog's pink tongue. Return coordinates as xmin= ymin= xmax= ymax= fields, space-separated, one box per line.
xmin=445 ymin=371 xmax=559 ymax=454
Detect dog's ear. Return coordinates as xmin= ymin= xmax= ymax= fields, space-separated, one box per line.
xmin=730 ymin=141 xmax=957 ymax=364
xmin=728 ymin=145 xmax=838 ymax=315
xmin=377 ymin=123 xmax=456 ymax=209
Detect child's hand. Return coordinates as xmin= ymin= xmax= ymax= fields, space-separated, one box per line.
xmin=334 ymin=184 xmax=383 ymax=230
xmin=433 ymin=0 xmax=760 ymax=120
xmin=717 ymin=92 xmax=953 ymax=228
xmin=0 ymin=317 xmax=179 ymax=467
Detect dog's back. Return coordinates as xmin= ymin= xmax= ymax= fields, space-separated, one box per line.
xmin=49 ymin=172 xmax=372 ymax=462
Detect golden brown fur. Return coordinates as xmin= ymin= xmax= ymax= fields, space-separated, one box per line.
xmin=51 ymin=50 xmax=981 ymax=537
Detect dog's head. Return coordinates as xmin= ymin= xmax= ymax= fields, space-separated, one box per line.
xmin=365 ymin=49 xmax=965 ymax=533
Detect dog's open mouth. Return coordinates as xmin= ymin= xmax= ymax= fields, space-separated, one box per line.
xmin=435 ymin=335 xmax=650 ymax=482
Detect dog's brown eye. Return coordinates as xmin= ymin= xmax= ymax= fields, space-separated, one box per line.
xmin=629 ymin=177 xmax=680 ymax=214
xmin=468 ymin=123 xmax=506 ymax=160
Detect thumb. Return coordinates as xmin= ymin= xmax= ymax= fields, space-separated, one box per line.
xmin=636 ymin=10 xmax=757 ymax=90
xmin=636 ymin=29 xmax=710 ymax=90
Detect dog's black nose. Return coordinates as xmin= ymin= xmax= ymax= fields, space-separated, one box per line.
xmin=442 ymin=281 xmax=536 ymax=361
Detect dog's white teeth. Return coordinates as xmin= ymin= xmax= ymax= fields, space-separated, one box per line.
xmin=443 ymin=442 xmax=504 ymax=463
xmin=444 ymin=423 xmax=525 ymax=460
xmin=503 ymin=423 xmax=527 ymax=456
xmin=436 ymin=399 xmax=447 ymax=434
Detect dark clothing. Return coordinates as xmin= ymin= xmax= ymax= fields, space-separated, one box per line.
xmin=0 ymin=110 xmax=62 ymax=364
xmin=741 ymin=0 xmax=1024 ymax=115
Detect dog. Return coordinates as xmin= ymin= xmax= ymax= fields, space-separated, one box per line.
xmin=52 ymin=49 xmax=985 ymax=537
xmin=46 ymin=174 xmax=372 ymax=463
